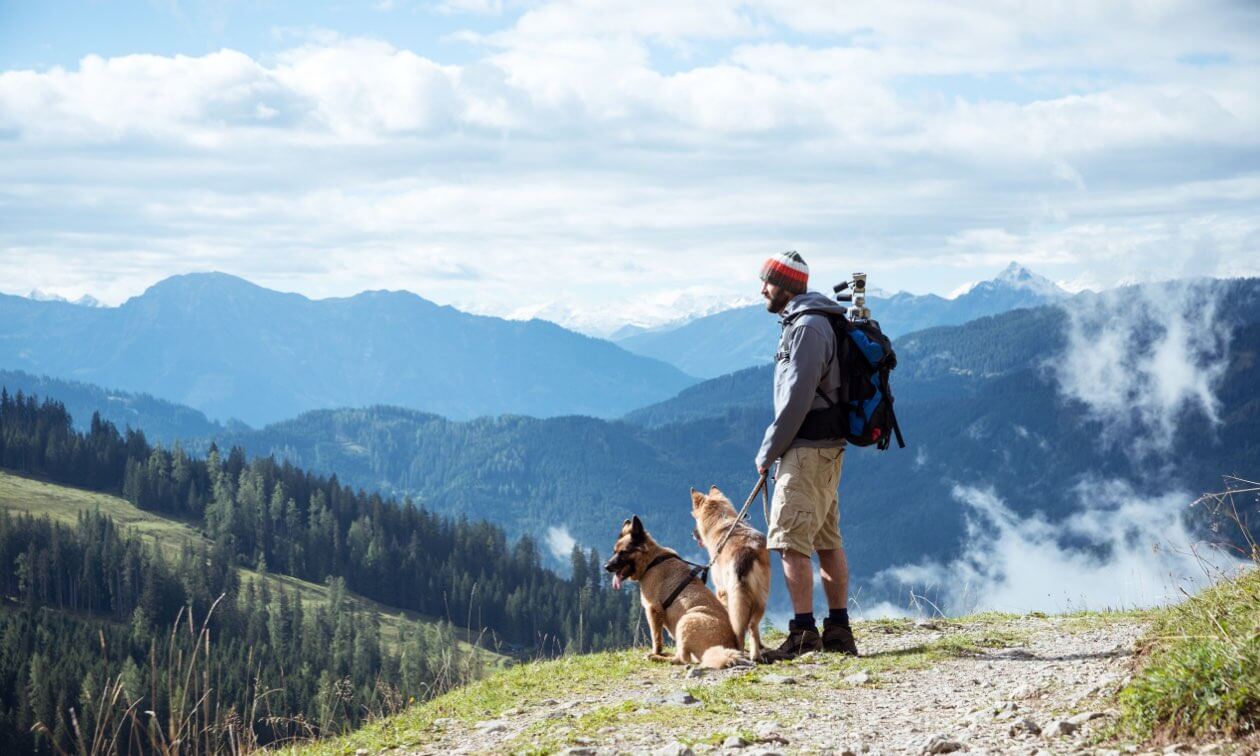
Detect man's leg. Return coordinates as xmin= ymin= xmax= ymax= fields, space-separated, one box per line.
xmin=814 ymin=448 xmax=858 ymax=655
xmin=781 ymin=548 xmax=815 ymax=615
xmin=816 ymin=547 xmax=848 ymax=610
xmin=763 ymin=448 xmax=824 ymax=661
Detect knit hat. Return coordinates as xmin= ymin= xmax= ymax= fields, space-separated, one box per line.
xmin=759 ymin=250 xmax=809 ymax=294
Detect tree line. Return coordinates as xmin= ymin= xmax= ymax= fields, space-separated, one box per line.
xmin=0 ymin=389 xmax=640 ymax=752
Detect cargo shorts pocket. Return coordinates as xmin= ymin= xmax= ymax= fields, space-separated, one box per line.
xmin=768 ymin=506 xmax=816 ymax=557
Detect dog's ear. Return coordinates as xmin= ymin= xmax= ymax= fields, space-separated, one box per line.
xmin=690 ymin=489 xmax=706 ymax=508
xmin=709 ymin=485 xmax=722 ymax=495
xmin=630 ymin=515 xmax=645 ymax=542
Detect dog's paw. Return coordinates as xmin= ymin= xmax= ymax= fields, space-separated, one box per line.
xmin=646 ymin=652 xmax=671 ymax=663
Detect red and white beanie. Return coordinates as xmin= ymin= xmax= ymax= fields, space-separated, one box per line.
xmin=759 ymin=250 xmax=809 ymax=294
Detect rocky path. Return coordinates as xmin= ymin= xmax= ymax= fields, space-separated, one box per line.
xmin=386 ymin=614 xmax=1239 ymax=755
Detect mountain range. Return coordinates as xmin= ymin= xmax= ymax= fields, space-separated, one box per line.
xmin=0 ymin=273 xmax=696 ymax=427
xmin=614 ymin=262 xmax=1069 ymax=377
xmin=58 ymin=277 xmax=1244 ymax=607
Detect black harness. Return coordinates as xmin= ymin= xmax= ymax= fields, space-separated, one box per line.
xmin=639 ymin=553 xmax=707 ymax=611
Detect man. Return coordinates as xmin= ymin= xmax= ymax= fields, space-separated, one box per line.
xmin=755 ymin=250 xmax=859 ymax=659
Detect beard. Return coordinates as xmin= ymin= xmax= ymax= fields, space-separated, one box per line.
xmin=764 ymin=289 xmax=793 ymax=313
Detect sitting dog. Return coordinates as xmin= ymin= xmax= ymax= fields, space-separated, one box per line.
xmin=604 ymin=515 xmax=747 ymax=668
xmin=690 ymin=486 xmax=771 ymax=662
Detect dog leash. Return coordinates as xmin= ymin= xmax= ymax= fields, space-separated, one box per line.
xmin=696 ymin=471 xmax=770 ymax=586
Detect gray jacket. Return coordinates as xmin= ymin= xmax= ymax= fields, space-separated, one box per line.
xmin=755 ymin=291 xmax=847 ymax=470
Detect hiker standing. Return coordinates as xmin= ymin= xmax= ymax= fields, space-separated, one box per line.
xmin=755 ymin=250 xmax=860 ymax=659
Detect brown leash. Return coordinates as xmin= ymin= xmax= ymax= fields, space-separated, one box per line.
xmin=697 ymin=471 xmax=770 ymax=585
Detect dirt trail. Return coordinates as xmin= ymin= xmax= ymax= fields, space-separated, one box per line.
xmin=394 ymin=615 xmax=1233 ymax=755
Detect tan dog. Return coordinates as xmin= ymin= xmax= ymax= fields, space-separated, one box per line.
xmin=690 ymin=486 xmax=771 ymax=662
xmin=604 ymin=515 xmax=748 ymax=669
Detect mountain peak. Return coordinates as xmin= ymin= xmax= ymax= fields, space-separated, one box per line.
xmin=128 ymin=272 xmax=303 ymax=306
xmin=955 ymin=262 xmax=1066 ymax=300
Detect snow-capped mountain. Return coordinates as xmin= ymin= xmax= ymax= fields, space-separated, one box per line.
xmin=615 ymin=263 xmax=1074 ymax=378
xmin=27 ymin=289 xmax=105 ymax=307
xmin=951 ymin=262 xmax=1067 ymax=301
xmin=474 ymin=290 xmax=760 ymax=338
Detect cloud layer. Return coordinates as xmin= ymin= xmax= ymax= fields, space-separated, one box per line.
xmin=880 ymin=482 xmax=1244 ymax=615
xmin=1 ymin=1 xmax=1258 ymax=330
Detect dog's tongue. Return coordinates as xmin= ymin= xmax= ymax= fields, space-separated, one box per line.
xmin=612 ymin=574 xmax=623 ymax=590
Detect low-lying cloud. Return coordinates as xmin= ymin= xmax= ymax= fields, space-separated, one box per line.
xmin=879 ymin=481 xmax=1245 ymax=615
xmin=1052 ymin=281 xmax=1232 ymax=458
xmin=546 ymin=524 xmax=578 ymax=561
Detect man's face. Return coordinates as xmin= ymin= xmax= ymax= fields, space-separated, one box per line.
xmin=761 ymin=280 xmax=793 ymax=314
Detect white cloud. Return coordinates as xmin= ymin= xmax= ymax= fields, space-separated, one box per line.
xmin=880 ymin=482 xmax=1246 ymax=615
xmin=546 ymin=524 xmax=577 ymax=560
xmin=1 ymin=0 xmax=1258 ymax=321
xmin=1051 ymin=280 xmax=1232 ymax=458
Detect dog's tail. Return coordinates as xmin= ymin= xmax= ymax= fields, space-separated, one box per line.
xmin=700 ymin=646 xmax=751 ymax=669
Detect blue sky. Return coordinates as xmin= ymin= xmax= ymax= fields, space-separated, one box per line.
xmin=1 ymin=0 xmax=1258 ymax=334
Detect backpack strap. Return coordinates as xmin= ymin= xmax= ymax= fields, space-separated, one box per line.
xmin=784 ymin=308 xmax=846 ymax=405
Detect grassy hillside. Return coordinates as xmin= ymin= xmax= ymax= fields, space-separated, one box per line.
xmin=0 ymin=470 xmax=499 ymax=659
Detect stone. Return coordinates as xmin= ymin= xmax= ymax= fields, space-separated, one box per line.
xmin=561 ymin=749 xmax=596 ymax=756
xmin=355 ymin=750 xmax=369 ymax=756
xmin=475 ymin=719 xmax=509 ymax=734
xmin=844 ymin=671 xmax=872 ymax=685
xmin=1066 ymin=711 xmax=1106 ymax=726
xmin=762 ymin=674 xmax=797 ymax=685
xmin=1043 ymin=719 xmax=1078 ymax=738
xmin=572 ymin=737 xmax=595 ymax=745
xmin=1008 ymin=717 xmax=1041 ymax=737
xmin=1009 ymin=683 xmax=1041 ymax=700
xmin=922 ymin=735 xmax=965 ymax=754
xmin=915 ymin=619 xmax=941 ymax=630
xmin=649 ymin=691 xmax=699 ymax=706
xmin=724 ymin=735 xmax=749 ymax=748
xmin=996 ymin=648 xmax=1037 ymax=660
xmin=652 ymin=743 xmax=695 ymax=756
xmin=686 ymin=666 xmax=708 ymax=679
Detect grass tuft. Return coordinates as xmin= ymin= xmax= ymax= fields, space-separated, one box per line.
xmin=1118 ymin=568 xmax=1259 ymax=741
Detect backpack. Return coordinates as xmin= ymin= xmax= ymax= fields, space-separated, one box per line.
xmin=792 ymin=311 xmax=906 ymax=450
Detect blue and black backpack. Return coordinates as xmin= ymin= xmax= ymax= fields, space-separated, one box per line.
xmin=793 ymin=310 xmax=906 ymax=451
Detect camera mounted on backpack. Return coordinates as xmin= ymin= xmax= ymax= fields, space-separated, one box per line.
xmin=831 ymin=272 xmax=871 ymax=320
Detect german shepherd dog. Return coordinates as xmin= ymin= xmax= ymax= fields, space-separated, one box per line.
xmin=604 ymin=516 xmax=748 ymax=669
xmin=690 ymin=486 xmax=771 ymax=662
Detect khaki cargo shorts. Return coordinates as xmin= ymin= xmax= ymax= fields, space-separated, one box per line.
xmin=767 ymin=445 xmax=844 ymax=557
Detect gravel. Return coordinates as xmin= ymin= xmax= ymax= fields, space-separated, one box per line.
xmin=389 ymin=616 xmax=1184 ymax=755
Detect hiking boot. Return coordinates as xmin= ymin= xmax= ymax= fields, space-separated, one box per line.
xmin=822 ymin=618 xmax=859 ymax=656
xmin=762 ymin=620 xmax=822 ymax=662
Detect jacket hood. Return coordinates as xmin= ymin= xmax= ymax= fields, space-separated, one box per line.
xmin=781 ymin=291 xmax=848 ymax=319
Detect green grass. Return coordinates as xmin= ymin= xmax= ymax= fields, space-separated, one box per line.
xmin=1118 ymin=567 xmax=1260 ymax=741
xmin=0 ymin=471 xmax=499 ymax=660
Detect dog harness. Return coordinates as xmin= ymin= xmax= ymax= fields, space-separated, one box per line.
xmin=640 ymin=553 xmax=707 ymax=611
xmin=637 ymin=472 xmax=772 ymax=612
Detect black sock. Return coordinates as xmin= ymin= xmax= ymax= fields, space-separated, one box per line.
xmin=828 ymin=608 xmax=850 ymax=626
xmin=793 ymin=612 xmax=816 ymax=630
